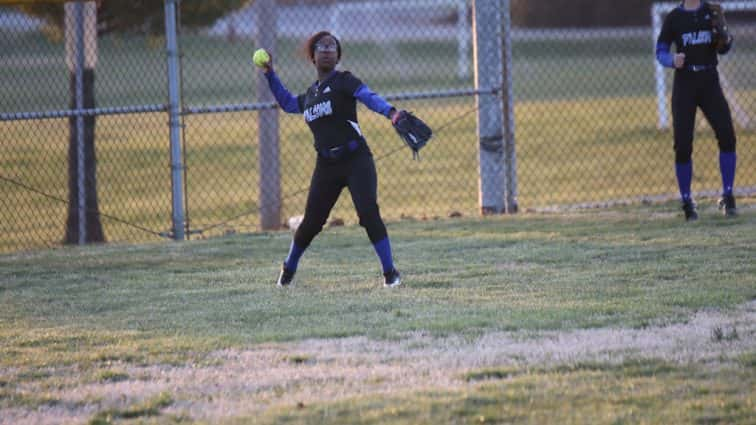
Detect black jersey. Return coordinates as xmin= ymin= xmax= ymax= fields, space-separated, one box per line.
xmin=658 ymin=2 xmax=725 ymax=67
xmin=296 ymin=70 xmax=364 ymax=151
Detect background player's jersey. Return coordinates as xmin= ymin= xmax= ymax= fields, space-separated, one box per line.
xmin=657 ymin=2 xmax=726 ymax=68
xmin=297 ymin=71 xmax=364 ymax=151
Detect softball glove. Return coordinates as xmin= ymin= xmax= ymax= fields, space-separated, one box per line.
xmin=392 ymin=110 xmax=432 ymax=160
xmin=709 ymin=3 xmax=732 ymax=52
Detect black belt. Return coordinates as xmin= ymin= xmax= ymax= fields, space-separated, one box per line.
xmin=317 ymin=139 xmax=362 ymax=160
xmin=683 ymin=64 xmax=716 ymax=72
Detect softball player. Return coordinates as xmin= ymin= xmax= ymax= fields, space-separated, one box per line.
xmin=656 ymin=0 xmax=737 ymax=220
xmin=257 ymin=31 xmax=401 ymax=288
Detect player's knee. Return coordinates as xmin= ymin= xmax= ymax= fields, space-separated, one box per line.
xmin=357 ymin=206 xmax=385 ymax=234
xmin=718 ymin=138 xmax=736 ymax=153
xmin=362 ymin=219 xmax=388 ymax=244
xmin=357 ymin=204 xmax=380 ymax=224
xmin=294 ymin=217 xmax=326 ymax=247
xmin=358 ymin=215 xmax=381 ymax=231
xmin=674 ymin=147 xmax=693 ymax=164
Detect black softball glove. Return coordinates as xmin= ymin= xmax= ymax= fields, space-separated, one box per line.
xmin=709 ymin=3 xmax=732 ymax=52
xmin=392 ymin=110 xmax=432 ymax=160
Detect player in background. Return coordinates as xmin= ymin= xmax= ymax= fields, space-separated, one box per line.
xmin=255 ymin=31 xmax=402 ymax=288
xmin=656 ymin=0 xmax=737 ymax=220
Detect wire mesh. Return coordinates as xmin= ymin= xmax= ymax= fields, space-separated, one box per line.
xmin=2 ymin=0 xmax=754 ymax=253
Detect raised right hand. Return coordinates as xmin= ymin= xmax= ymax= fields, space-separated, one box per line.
xmin=262 ymin=53 xmax=273 ymax=73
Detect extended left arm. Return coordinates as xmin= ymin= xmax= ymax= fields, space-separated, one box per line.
xmin=354 ymin=84 xmax=395 ymax=119
xmin=710 ymin=3 xmax=734 ymax=54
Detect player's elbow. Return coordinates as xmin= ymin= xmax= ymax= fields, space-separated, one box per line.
xmin=655 ymin=43 xmax=674 ymax=68
xmin=656 ymin=53 xmax=674 ymax=68
xmin=282 ymin=104 xmax=300 ymax=114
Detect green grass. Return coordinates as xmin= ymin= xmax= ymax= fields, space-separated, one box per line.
xmin=251 ymin=364 xmax=754 ymax=425
xmin=252 ymin=362 xmax=754 ymax=425
xmin=2 ymin=203 xmax=755 ymax=342
xmin=1 ymin=204 xmax=755 ymax=423
xmin=89 ymin=391 xmax=173 ymax=424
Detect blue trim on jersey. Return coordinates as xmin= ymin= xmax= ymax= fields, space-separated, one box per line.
xmin=354 ymin=84 xmax=394 ymax=118
xmin=264 ymin=70 xmax=300 ymax=113
xmin=656 ymin=42 xmax=675 ymax=68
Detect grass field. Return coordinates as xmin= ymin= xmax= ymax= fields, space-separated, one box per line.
xmin=1 ymin=202 xmax=755 ymax=424
xmin=3 ymin=32 xmax=756 ymax=252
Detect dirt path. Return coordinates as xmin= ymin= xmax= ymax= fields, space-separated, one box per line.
xmin=3 ymin=301 xmax=754 ymax=424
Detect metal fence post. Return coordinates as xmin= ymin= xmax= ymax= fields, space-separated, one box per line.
xmin=73 ymin=1 xmax=86 ymax=243
xmin=473 ymin=0 xmax=506 ymax=214
xmin=502 ymin=0 xmax=518 ymax=213
xmin=651 ymin=3 xmax=669 ymax=130
xmin=164 ymin=0 xmax=185 ymax=240
xmin=256 ymin=0 xmax=281 ymax=230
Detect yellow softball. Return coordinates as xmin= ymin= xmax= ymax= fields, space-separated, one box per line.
xmin=253 ymin=48 xmax=270 ymax=68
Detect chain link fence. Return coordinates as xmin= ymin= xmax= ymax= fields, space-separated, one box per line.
xmin=2 ymin=0 xmax=755 ymax=253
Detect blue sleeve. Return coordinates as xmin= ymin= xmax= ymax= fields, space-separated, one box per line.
xmin=655 ymin=42 xmax=674 ymax=68
xmin=264 ymin=70 xmax=301 ymax=114
xmin=354 ymin=84 xmax=394 ymax=118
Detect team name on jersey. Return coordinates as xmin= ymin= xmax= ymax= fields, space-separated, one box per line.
xmin=682 ymin=30 xmax=712 ymax=46
xmin=304 ymin=100 xmax=333 ymax=122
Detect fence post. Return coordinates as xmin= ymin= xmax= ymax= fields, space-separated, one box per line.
xmin=256 ymin=0 xmax=281 ymax=230
xmin=473 ymin=0 xmax=507 ymax=214
xmin=652 ymin=3 xmax=669 ymax=130
xmin=73 ymin=2 xmax=86 ymax=243
xmin=164 ymin=0 xmax=185 ymax=240
xmin=64 ymin=1 xmax=104 ymax=244
xmin=501 ymin=0 xmax=518 ymax=213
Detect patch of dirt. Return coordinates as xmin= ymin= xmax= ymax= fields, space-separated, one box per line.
xmin=2 ymin=302 xmax=753 ymax=424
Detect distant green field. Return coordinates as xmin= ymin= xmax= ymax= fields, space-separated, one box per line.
xmin=4 ymin=32 xmax=756 ymax=109
xmin=2 ymin=32 xmax=756 ymax=252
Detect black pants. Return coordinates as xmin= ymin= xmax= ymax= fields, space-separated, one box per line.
xmin=672 ymin=69 xmax=736 ymax=164
xmin=294 ymin=144 xmax=388 ymax=249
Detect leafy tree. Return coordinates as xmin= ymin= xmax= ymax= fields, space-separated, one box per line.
xmin=19 ymin=0 xmax=250 ymax=34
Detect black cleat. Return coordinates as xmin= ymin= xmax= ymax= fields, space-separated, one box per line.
xmin=277 ymin=264 xmax=295 ymax=287
xmin=383 ymin=268 xmax=402 ymax=288
xmin=718 ymin=194 xmax=737 ymax=217
xmin=682 ymin=200 xmax=698 ymax=221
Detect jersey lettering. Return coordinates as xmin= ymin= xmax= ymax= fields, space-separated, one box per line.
xmin=682 ymin=30 xmax=712 ymax=47
xmin=304 ymin=100 xmax=333 ymax=123
xmin=300 ymin=71 xmax=364 ymax=150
